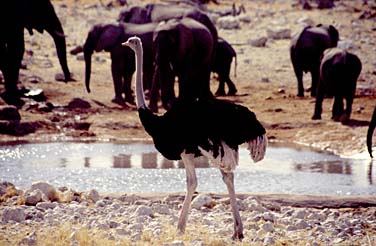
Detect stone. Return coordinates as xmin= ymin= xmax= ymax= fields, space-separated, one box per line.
xmin=171 ymin=240 xmax=185 ymax=246
xmin=191 ymin=194 xmax=215 ymax=209
xmin=25 ymin=189 xmax=44 ymax=205
xmin=0 ymin=106 xmax=21 ymax=121
xmin=30 ymin=182 xmax=59 ymax=201
xmin=36 ymin=202 xmax=57 ymax=210
xmin=134 ymin=205 xmax=153 ymax=217
xmin=2 ymin=207 xmax=26 ymax=222
xmin=86 ymin=189 xmax=100 ymax=202
xmin=216 ymin=16 xmax=240 ymax=30
xmin=266 ymin=27 xmax=291 ymax=39
xmin=262 ymin=222 xmax=274 ymax=232
xmin=66 ymin=98 xmax=91 ymax=109
xmin=248 ymin=37 xmax=268 ymax=47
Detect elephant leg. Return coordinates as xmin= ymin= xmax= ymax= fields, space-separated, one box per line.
xmin=332 ymin=96 xmax=344 ymax=121
xmin=222 ymin=67 xmax=237 ymax=95
xmin=312 ymin=80 xmax=325 ymax=120
xmin=122 ymin=72 xmax=135 ymax=105
xmin=293 ymin=65 xmax=304 ymax=97
xmin=310 ymin=67 xmax=320 ymax=97
xmin=342 ymin=94 xmax=354 ymax=122
xmin=215 ymin=75 xmax=226 ymax=96
xmin=149 ymin=66 xmax=161 ymax=113
xmin=110 ymin=57 xmax=125 ymax=105
xmin=161 ymin=74 xmax=176 ymax=110
xmin=1 ymin=34 xmax=25 ymax=106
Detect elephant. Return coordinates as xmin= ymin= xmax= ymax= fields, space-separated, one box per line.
xmin=212 ymin=37 xmax=237 ymax=96
xmin=367 ymin=105 xmax=376 ymax=158
xmin=83 ymin=22 xmax=158 ymax=105
xmin=290 ymin=24 xmax=339 ymax=97
xmin=312 ymin=48 xmax=362 ymax=122
xmin=117 ymin=3 xmax=218 ymax=45
xmin=0 ymin=0 xmax=73 ymax=106
xmin=150 ymin=17 xmax=214 ymax=113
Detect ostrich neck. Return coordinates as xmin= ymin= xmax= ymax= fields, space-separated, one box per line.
xmin=135 ymin=45 xmax=147 ymax=109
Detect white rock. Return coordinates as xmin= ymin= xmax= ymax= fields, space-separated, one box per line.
xmin=294 ymin=209 xmax=308 ymax=219
xmin=248 ymin=37 xmax=268 ymax=47
xmin=2 ymin=207 xmax=26 ymax=222
xmin=264 ymin=235 xmax=276 ymax=245
xmin=262 ymin=222 xmax=274 ymax=232
xmin=152 ymin=203 xmax=171 ymax=215
xmin=237 ymin=13 xmax=251 ymax=23
xmin=216 ymin=16 xmax=240 ymax=30
xmin=266 ymin=27 xmax=291 ymax=39
xmin=35 ymin=202 xmax=57 ymax=210
xmin=295 ymin=219 xmax=310 ymax=229
xmin=86 ymin=189 xmax=100 ymax=202
xmin=134 ymin=205 xmax=153 ymax=217
xmin=25 ymin=189 xmax=44 ymax=205
xmin=262 ymin=212 xmax=275 ymax=222
xmin=30 ymin=182 xmax=58 ymax=201
xmin=191 ymin=194 xmax=214 ymax=210
xmin=171 ymin=240 xmax=185 ymax=246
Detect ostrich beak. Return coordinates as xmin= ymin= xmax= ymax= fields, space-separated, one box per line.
xmin=121 ymin=41 xmax=130 ymax=47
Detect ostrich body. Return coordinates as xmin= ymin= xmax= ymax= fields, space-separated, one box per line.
xmin=123 ymin=37 xmax=267 ymax=240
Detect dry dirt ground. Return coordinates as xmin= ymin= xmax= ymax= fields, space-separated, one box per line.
xmin=0 ymin=0 xmax=376 ymax=158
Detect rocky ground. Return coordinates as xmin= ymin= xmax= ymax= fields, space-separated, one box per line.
xmin=1 ymin=181 xmax=376 ymax=245
xmin=0 ymin=0 xmax=376 ymax=245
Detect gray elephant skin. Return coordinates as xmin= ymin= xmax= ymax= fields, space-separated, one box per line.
xmin=213 ymin=37 xmax=237 ymax=96
xmin=290 ymin=24 xmax=339 ymax=97
xmin=367 ymin=105 xmax=376 ymax=158
xmin=118 ymin=3 xmax=218 ymax=44
xmin=151 ymin=17 xmax=214 ymax=113
xmin=312 ymin=48 xmax=362 ymax=122
xmin=0 ymin=0 xmax=73 ymax=106
xmin=83 ymin=22 xmax=158 ymax=105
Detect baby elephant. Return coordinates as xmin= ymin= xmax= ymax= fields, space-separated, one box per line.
xmin=312 ymin=48 xmax=362 ymax=122
xmin=213 ymin=37 xmax=237 ymax=96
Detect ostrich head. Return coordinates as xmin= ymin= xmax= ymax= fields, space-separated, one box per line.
xmin=122 ymin=36 xmax=142 ymax=53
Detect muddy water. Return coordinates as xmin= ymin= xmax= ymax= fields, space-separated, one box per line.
xmin=0 ymin=142 xmax=375 ymax=195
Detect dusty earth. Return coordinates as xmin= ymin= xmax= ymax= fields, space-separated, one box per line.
xmin=0 ymin=0 xmax=376 ymax=157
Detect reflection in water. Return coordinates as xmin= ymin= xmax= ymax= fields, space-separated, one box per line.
xmin=294 ymin=161 xmax=352 ymax=175
xmin=369 ymin=160 xmax=374 ymax=185
xmin=113 ymin=154 xmax=131 ymax=168
xmin=142 ymin=153 xmax=157 ymax=169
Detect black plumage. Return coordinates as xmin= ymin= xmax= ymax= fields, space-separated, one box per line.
xmin=138 ymin=97 xmax=266 ymax=160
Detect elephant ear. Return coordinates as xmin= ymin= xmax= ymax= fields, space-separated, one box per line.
xmin=95 ymin=25 xmax=121 ymax=52
xmin=328 ymin=25 xmax=339 ymax=47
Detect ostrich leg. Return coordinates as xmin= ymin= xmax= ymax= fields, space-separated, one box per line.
xmin=178 ymin=152 xmax=197 ymax=234
xmin=221 ymin=170 xmax=244 ymax=240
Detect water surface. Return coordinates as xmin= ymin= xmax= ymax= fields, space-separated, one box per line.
xmin=0 ymin=142 xmax=375 ymax=195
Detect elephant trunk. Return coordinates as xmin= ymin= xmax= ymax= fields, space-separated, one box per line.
xmin=367 ymin=106 xmax=376 ymax=158
xmin=83 ymin=42 xmax=94 ymax=93
xmin=46 ymin=23 xmax=72 ymax=82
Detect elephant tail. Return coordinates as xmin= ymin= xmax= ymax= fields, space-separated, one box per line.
xmin=83 ymin=45 xmax=93 ymax=93
xmin=234 ymin=53 xmax=237 ymax=78
xmin=367 ymin=105 xmax=376 ymax=158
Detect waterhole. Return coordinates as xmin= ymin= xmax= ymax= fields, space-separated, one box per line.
xmin=0 ymin=142 xmax=375 ymax=195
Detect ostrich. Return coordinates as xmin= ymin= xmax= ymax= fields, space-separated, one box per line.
xmin=122 ymin=36 xmax=267 ymax=240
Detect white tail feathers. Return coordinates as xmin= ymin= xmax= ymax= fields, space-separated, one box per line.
xmin=247 ymin=134 xmax=267 ymax=163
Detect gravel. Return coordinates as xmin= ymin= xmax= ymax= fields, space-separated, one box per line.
xmin=1 ymin=181 xmax=375 ymax=245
